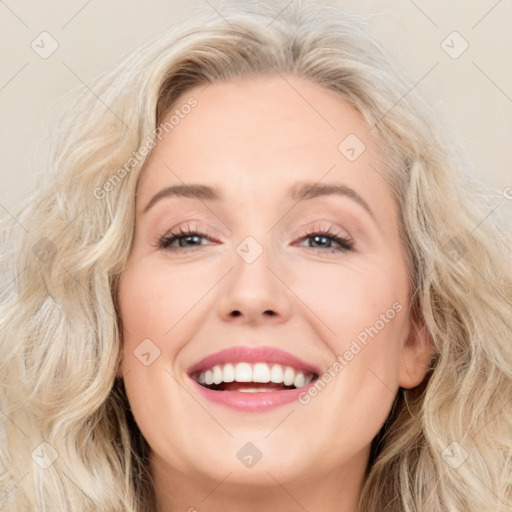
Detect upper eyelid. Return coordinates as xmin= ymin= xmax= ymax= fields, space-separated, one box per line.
xmin=148 ymin=200 xmax=371 ymax=242
xmin=158 ymin=226 xmax=353 ymax=247
xmin=159 ymin=223 xmax=348 ymax=238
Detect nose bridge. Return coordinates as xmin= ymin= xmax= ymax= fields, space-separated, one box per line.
xmin=232 ymin=233 xmax=277 ymax=303
xmin=216 ymin=231 xmax=292 ymax=323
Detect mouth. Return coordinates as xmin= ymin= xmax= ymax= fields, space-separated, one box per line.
xmin=187 ymin=346 xmax=320 ymax=409
xmin=191 ymin=362 xmax=318 ymax=392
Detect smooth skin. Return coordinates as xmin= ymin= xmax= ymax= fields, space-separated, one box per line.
xmin=118 ymin=74 xmax=431 ymax=512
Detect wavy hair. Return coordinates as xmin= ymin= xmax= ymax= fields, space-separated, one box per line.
xmin=1 ymin=2 xmax=511 ymax=511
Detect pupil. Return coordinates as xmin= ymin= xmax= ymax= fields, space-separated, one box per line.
xmin=180 ymin=235 xmax=200 ymax=247
xmin=312 ymin=235 xmax=330 ymax=248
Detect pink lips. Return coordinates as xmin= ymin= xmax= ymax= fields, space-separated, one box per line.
xmin=187 ymin=345 xmax=320 ymax=376
xmin=187 ymin=345 xmax=320 ymax=412
xmin=192 ymin=383 xmax=315 ymax=411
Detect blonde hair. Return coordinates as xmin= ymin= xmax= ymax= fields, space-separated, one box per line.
xmin=1 ymin=2 xmax=511 ymax=511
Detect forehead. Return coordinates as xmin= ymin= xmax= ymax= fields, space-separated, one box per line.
xmin=137 ymin=74 xmax=391 ymax=212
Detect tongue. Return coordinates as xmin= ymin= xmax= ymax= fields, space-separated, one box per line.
xmin=219 ymin=382 xmax=290 ymax=392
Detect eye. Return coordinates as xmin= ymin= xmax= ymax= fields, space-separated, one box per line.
xmin=156 ymin=226 xmax=218 ymax=251
xmin=295 ymin=227 xmax=354 ymax=254
xmin=155 ymin=225 xmax=354 ymax=254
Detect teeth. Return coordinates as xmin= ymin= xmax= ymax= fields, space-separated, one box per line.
xmin=294 ymin=372 xmax=306 ymax=388
xmin=253 ymin=363 xmax=270 ymax=383
xmin=223 ymin=363 xmax=235 ymax=383
xmin=204 ymin=369 xmax=214 ymax=385
xmin=235 ymin=362 xmax=252 ymax=382
xmin=283 ymin=366 xmax=295 ymax=386
xmin=270 ymin=364 xmax=283 ymax=383
xmin=213 ymin=365 xmax=223 ymax=385
xmin=194 ymin=362 xmax=315 ymax=389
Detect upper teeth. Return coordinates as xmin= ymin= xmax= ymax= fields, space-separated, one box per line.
xmin=196 ymin=362 xmax=314 ymax=389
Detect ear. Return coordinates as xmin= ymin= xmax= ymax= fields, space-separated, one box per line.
xmin=399 ymin=316 xmax=433 ymax=389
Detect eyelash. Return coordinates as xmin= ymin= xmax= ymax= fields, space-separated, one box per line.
xmin=156 ymin=225 xmax=354 ymax=254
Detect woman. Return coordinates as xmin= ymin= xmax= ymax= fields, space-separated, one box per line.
xmin=1 ymin=3 xmax=511 ymax=511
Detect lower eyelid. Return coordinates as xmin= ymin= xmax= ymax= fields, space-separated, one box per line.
xmin=296 ymin=237 xmax=353 ymax=251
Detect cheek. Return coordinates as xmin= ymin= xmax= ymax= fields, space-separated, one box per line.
xmin=290 ymin=256 xmax=409 ymax=395
xmin=118 ymin=259 xmax=205 ymax=342
xmin=117 ymin=257 xmax=224 ymax=386
xmin=117 ymin=263 xmax=194 ymax=464
xmin=118 ymin=261 xmax=172 ymax=379
xmin=291 ymin=257 xmax=407 ymax=339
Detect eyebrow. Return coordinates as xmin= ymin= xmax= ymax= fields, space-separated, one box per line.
xmin=143 ymin=184 xmax=221 ymax=213
xmin=143 ymin=181 xmax=374 ymax=219
xmin=289 ymin=182 xmax=375 ymax=219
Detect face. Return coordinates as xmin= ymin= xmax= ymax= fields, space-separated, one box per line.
xmin=118 ymin=74 xmax=430 ymax=505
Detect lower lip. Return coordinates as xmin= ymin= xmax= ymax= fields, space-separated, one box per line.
xmin=190 ymin=378 xmax=315 ymax=412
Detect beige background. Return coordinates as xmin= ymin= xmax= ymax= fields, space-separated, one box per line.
xmin=1 ymin=0 xmax=511 ymax=221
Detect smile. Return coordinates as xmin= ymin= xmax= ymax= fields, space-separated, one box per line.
xmin=192 ymin=362 xmax=316 ymax=392
xmin=187 ymin=345 xmax=320 ymax=410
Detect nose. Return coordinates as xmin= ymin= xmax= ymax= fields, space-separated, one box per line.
xmin=217 ymin=245 xmax=293 ymax=326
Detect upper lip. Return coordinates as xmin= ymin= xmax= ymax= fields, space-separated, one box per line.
xmin=187 ymin=346 xmax=320 ymax=376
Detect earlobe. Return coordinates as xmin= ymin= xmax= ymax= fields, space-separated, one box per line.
xmin=398 ymin=319 xmax=434 ymax=389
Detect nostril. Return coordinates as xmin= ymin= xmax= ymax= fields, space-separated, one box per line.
xmin=229 ymin=310 xmax=276 ymax=317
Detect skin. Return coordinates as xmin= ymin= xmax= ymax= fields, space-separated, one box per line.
xmin=117 ymin=74 xmax=431 ymax=512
